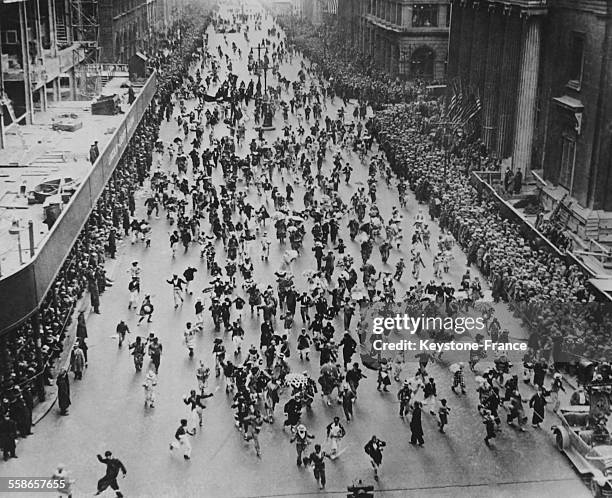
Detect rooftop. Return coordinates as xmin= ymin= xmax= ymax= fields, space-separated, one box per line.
xmin=0 ymin=75 xmax=136 ymax=277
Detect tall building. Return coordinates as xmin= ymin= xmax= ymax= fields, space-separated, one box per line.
xmin=98 ymin=0 xmax=161 ymax=63
xmin=338 ymin=0 xmax=450 ymax=80
xmin=0 ymin=0 xmax=89 ymax=125
xmin=447 ymin=0 xmax=612 ymax=241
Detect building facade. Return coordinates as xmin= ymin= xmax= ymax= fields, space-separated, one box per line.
xmin=0 ymin=0 xmax=89 ymax=126
xmin=447 ymin=0 xmax=612 ymax=240
xmin=99 ymin=0 xmax=160 ymax=63
xmin=339 ymin=0 xmax=450 ymax=80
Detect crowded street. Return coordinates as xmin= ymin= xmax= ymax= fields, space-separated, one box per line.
xmin=0 ymin=1 xmax=594 ymax=497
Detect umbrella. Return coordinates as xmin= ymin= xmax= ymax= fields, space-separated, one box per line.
xmin=473 ymin=361 xmax=496 ymax=375
xmin=272 ymin=212 xmax=286 ymax=221
xmin=287 ymin=226 xmax=298 ymax=233
xmin=285 ymin=373 xmax=308 ymax=389
xmin=449 ymin=363 xmax=462 ymax=374
xmin=356 ymin=232 xmax=369 ymax=244
xmin=289 ymin=215 xmax=305 ymax=222
xmin=283 ymin=249 xmax=299 ymax=264
xmin=320 ymin=363 xmax=336 ymax=376
xmin=173 ymin=137 xmax=183 ymax=144
xmin=351 ymin=288 xmax=366 ymax=300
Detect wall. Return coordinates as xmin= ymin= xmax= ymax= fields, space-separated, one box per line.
xmin=0 ymin=72 xmax=157 ymax=334
xmin=540 ymin=2 xmax=607 ymax=209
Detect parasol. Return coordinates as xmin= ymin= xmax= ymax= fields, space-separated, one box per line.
xmin=351 ymin=288 xmax=366 ymax=300
xmin=449 ymin=363 xmax=462 ymax=374
xmin=473 ymin=361 xmax=496 ymax=375
xmin=283 ymin=249 xmax=299 ymax=264
xmin=285 ymin=373 xmax=308 ymax=389
xmin=356 ymin=232 xmax=369 ymax=244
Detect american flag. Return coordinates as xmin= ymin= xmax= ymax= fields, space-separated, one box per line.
xmin=324 ymin=0 xmax=338 ymax=14
xmin=447 ymin=79 xmax=481 ymax=129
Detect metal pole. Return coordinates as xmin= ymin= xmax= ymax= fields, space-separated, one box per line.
xmin=28 ymin=220 xmax=35 ymax=256
xmin=17 ymin=230 xmax=23 ymax=265
xmin=19 ymin=1 xmax=34 ymax=124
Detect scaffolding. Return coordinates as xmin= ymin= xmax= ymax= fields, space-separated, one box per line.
xmin=70 ymin=0 xmax=100 ymax=99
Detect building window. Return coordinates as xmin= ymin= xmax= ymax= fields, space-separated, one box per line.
xmin=568 ymin=32 xmax=584 ymax=89
xmin=559 ymin=135 xmax=576 ymax=192
xmin=411 ymin=46 xmax=435 ymax=79
xmin=412 ymin=4 xmax=438 ymax=27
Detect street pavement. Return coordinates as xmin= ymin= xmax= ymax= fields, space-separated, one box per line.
xmin=1 ymin=3 xmax=590 ymax=497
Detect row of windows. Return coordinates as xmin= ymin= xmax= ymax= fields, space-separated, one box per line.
xmin=365 ymin=2 xmax=447 ymax=28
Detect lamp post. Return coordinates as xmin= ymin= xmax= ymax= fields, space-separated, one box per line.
xmin=255 ymin=42 xmax=264 ymax=97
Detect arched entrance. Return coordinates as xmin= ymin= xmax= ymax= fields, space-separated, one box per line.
xmin=410 ymin=46 xmax=435 ymax=80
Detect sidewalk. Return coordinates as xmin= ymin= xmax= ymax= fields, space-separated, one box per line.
xmin=32 ymin=235 xmax=129 ymax=425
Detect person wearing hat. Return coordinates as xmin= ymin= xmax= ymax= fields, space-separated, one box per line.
xmin=307 ymin=443 xmax=331 ymax=490
xmin=137 ymin=295 xmax=154 ymax=325
xmin=409 ymin=401 xmax=424 ymax=447
xmin=56 ymin=368 xmax=71 ymax=416
xmin=364 ymin=435 xmax=386 ymax=481
xmin=325 ymin=416 xmax=346 ymax=459
xmin=451 ymin=363 xmax=466 ymax=395
xmin=289 ymin=423 xmax=315 ymax=466
xmin=167 ymin=274 xmax=186 ymax=308
xmin=70 ymin=342 xmax=86 ymax=381
xmin=169 ymin=419 xmax=194 ymax=460
xmin=0 ymin=412 xmax=17 ymax=461
xmin=95 ymin=451 xmax=126 ymax=497
xmin=52 ymin=462 xmax=75 ymax=497
xmin=549 ymin=372 xmax=565 ymax=413
xmin=142 ymin=369 xmax=157 ymax=408
xmin=483 ymin=409 xmax=497 ymax=446
xmin=398 ymin=379 xmax=412 ymax=418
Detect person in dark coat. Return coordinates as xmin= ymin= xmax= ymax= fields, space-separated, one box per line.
xmin=107 ymin=228 xmax=117 ymax=258
xmin=513 ymin=169 xmax=523 ymax=194
xmin=10 ymin=388 xmax=32 ymax=437
xmin=533 ymin=358 xmax=547 ymax=388
xmin=57 ymin=369 xmax=71 ymax=415
xmin=95 ymin=451 xmax=127 ymax=497
xmin=364 ymin=435 xmax=386 ymax=481
xmin=0 ymin=414 xmax=17 ymax=460
xmin=76 ymin=312 xmax=88 ymax=341
xmin=529 ymin=388 xmax=547 ymax=428
xmin=88 ymin=276 xmax=101 ymax=314
xmin=409 ymin=401 xmax=424 ymax=446
xmin=339 ymin=332 xmax=357 ymax=370
xmin=484 ymin=409 xmax=497 ymax=446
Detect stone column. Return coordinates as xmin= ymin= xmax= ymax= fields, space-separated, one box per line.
xmin=446 ymin=2 xmax=462 ymax=80
xmin=469 ymin=6 xmax=488 ymax=92
xmin=512 ymin=15 xmax=542 ymax=173
xmin=458 ymin=5 xmax=474 ymax=84
xmin=496 ymin=13 xmax=521 ymax=159
xmin=481 ymin=10 xmax=504 ymax=151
